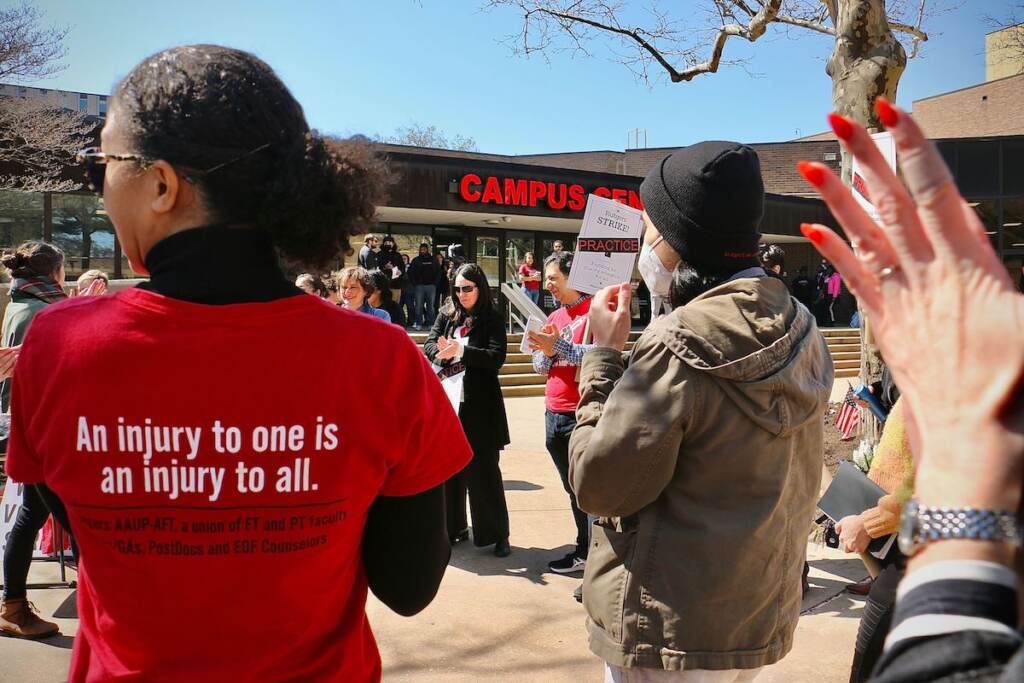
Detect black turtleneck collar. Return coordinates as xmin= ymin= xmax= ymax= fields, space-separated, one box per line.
xmin=137 ymin=225 xmax=302 ymax=305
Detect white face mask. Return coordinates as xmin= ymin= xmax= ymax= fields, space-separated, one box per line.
xmin=638 ymin=236 xmax=673 ymax=297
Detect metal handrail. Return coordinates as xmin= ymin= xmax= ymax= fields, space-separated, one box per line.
xmin=499 ymin=282 xmax=545 ymax=333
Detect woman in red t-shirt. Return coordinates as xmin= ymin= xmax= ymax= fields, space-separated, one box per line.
xmin=518 ymin=251 xmax=541 ymax=305
xmin=4 ymin=45 xmax=471 ymax=683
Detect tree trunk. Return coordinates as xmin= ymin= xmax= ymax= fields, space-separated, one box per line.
xmin=827 ymin=0 xmax=906 ymax=184
xmin=82 ymin=228 xmax=91 ymax=270
xmin=826 ymin=1 xmax=906 ymax=442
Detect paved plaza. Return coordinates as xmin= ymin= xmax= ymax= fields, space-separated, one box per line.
xmin=2 ymin=387 xmax=866 ymax=682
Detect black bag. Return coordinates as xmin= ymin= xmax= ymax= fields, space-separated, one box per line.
xmin=816 ymin=513 xmax=841 ymax=549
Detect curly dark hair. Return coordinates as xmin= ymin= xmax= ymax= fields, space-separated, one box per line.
xmin=1 ymin=241 xmax=64 ymax=279
xmin=543 ymin=250 xmax=573 ymax=277
xmin=758 ymin=243 xmax=785 ymax=272
xmin=112 ymin=44 xmax=387 ymax=269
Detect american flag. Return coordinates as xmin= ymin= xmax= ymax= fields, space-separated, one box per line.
xmin=835 ymin=385 xmax=861 ymax=440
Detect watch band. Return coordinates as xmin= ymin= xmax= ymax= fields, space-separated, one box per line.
xmin=900 ymin=500 xmax=1023 ymax=556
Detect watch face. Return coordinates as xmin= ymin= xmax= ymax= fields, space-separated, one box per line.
xmin=898 ymin=500 xmax=920 ymax=556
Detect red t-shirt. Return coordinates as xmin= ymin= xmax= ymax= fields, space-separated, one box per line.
xmin=518 ymin=264 xmax=540 ymax=291
xmin=544 ymin=297 xmax=592 ymax=413
xmin=4 ymin=288 xmax=471 ymax=683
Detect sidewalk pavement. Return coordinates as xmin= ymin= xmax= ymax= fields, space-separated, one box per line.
xmin=2 ymin=383 xmax=866 ymax=682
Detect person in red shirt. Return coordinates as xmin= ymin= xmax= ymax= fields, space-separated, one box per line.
xmin=527 ymin=251 xmax=593 ymax=578
xmin=4 ymin=44 xmax=471 ymax=683
xmin=518 ymin=251 xmax=541 ymax=306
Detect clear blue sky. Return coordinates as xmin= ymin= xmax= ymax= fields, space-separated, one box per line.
xmin=25 ymin=0 xmax=1012 ymax=154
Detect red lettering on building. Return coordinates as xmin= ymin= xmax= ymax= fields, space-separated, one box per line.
xmin=456 ymin=174 xmax=643 ymax=213
xmin=481 ymin=176 xmax=503 ymax=204
xmin=547 ymin=182 xmax=568 ymax=210
xmin=459 ymin=173 xmax=482 ymax=202
xmin=504 ymin=178 xmax=528 ymax=205
xmin=568 ymin=184 xmax=586 ymax=211
xmin=528 ymin=180 xmax=547 ymax=206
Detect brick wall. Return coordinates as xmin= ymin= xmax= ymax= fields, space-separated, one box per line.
xmin=913 ymin=74 xmax=1024 ymax=139
xmin=513 ymin=151 xmax=624 ymax=174
xmin=623 ymin=141 xmax=842 ymax=196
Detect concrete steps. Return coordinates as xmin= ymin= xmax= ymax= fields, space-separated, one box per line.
xmin=410 ymin=327 xmax=862 ymax=398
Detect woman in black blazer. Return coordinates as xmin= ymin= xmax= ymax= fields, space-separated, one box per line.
xmin=424 ymin=263 xmax=512 ymax=557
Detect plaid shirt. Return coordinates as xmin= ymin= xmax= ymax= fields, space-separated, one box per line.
xmin=531 ymin=295 xmax=595 ymax=376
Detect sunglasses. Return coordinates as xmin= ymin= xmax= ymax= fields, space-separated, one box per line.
xmin=454 ymin=285 xmax=477 ymax=294
xmin=76 ymin=147 xmax=157 ymax=196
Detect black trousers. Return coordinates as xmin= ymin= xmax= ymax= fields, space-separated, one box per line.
xmin=2 ymin=484 xmax=50 ymax=600
xmin=445 ymin=446 xmax=510 ymax=547
xmin=850 ymin=551 xmax=906 ymax=683
xmin=545 ymin=410 xmax=590 ymax=556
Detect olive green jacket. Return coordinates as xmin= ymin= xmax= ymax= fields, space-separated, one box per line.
xmin=569 ymin=276 xmax=833 ymax=671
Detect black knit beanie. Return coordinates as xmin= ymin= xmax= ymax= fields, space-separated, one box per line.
xmin=639 ymin=141 xmax=764 ymax=273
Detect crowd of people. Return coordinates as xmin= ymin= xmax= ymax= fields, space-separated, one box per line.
xmin=0 ymin=43 xmax=1022 ymax=683
xmin=295 ymin=238 xmax=457 ymax=330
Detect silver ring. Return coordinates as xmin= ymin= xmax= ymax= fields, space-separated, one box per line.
xmin=878 ymin=266 xmax=898 ymax=280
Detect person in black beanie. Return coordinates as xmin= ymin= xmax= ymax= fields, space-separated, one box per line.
xmin=567 ymin=140 xmax=833 ymax=681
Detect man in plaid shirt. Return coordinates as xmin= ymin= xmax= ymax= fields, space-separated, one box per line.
xmin=528 ymin=251 xmax=595 ymax=578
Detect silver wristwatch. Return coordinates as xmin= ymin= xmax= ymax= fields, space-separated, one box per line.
xmin=898 ymin=499 xmax=1024 ymax=557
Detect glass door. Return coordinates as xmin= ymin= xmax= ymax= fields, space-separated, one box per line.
xmin=474 ymin=232 xmax=501 ymax=287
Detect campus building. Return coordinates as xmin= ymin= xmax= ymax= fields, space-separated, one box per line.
xmin=1 ymin=28 xmax=1021 ymax=293
xmin=0 ymin=83 xmax=109 ymax=118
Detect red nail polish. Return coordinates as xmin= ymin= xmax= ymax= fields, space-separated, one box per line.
xmin=796 ymin=161 xmax=826 ymax=187
xmin=875 ymin=97 xmax=899 ymax=128
xmin=828 ymin=113 xmax=854 ymax=140
xmin=800 ymin=223 xmax=824 ymax=245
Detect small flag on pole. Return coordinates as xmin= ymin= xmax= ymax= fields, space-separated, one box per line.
xmin=835 ymin=385 xmax=861 ymax=441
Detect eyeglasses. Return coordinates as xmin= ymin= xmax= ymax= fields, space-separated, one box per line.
xmin=454 ymin=285 xmax=477 ymax=294
xmin=76 ymin=147 xmax=157 ymax=196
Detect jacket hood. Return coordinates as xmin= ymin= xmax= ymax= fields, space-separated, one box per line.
xmin=650 ymin=276 xmax=833 ymax=436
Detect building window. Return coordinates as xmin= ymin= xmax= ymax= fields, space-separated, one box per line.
xmin=1003 ymin=139 xmax=1024 ymax=195
xmin=98 ymin=96 xmax=107 ymax=116
xmin=1003 ymin=198 xmax=1024 ymax=252
xmin=79 ymin=93 xmax=88 ymax=112
xmin=957 ymin=140 xmax=999 ymax=196
xmin=969 ymin=199 xmax=999 ymax=251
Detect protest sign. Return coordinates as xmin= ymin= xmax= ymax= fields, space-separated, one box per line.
xmin=850 ymin=131 xmax=896 ymax=224
xmin=567 ymin=194 xmax=644 ymax=294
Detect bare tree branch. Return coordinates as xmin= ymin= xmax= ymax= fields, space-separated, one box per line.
xmin=0 ymin=1 xmax=70 ymax=82
xmin=983 ymin=3 xmax=1024 ymax=74
xmin=377 ymin=123 xmax=479 ymax=152
xmin=774 ymin=14 xmax=834 ymax=35
xmin=486 ymin=1 xmax=936 ymax=87
xmin=0 ymin=97 xmax=94 ymax=192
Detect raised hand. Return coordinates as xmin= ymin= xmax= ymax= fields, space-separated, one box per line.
xmin=798 ymin=98 xmax=1024 ymax=513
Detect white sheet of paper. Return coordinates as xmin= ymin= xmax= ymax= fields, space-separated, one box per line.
xmin=519 ymin=316 xmax=545 ymax=354
xmin=870 ymin=533 xmax=897 ymax=560
xmin=0 ymin=481 xmax=49 ymax=559
xmin=567 ymin=194 xmax=645 ymax=294
xmin=440 ymin=372 xmax=464 ymax=413
xmin=851 ymin=132 xmax=896 ymax=225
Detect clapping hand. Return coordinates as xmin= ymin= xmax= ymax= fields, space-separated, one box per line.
xmin=435 ymin=336 xmax=460 ymax=361
xmin=0 ymin=346 xmax=20 ymax=382
xmin=527 ymin=324 xmax=559 ymax=356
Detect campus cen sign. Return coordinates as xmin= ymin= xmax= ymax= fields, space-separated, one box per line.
xmin=456 ymin=173 xmax=644 ymax=213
